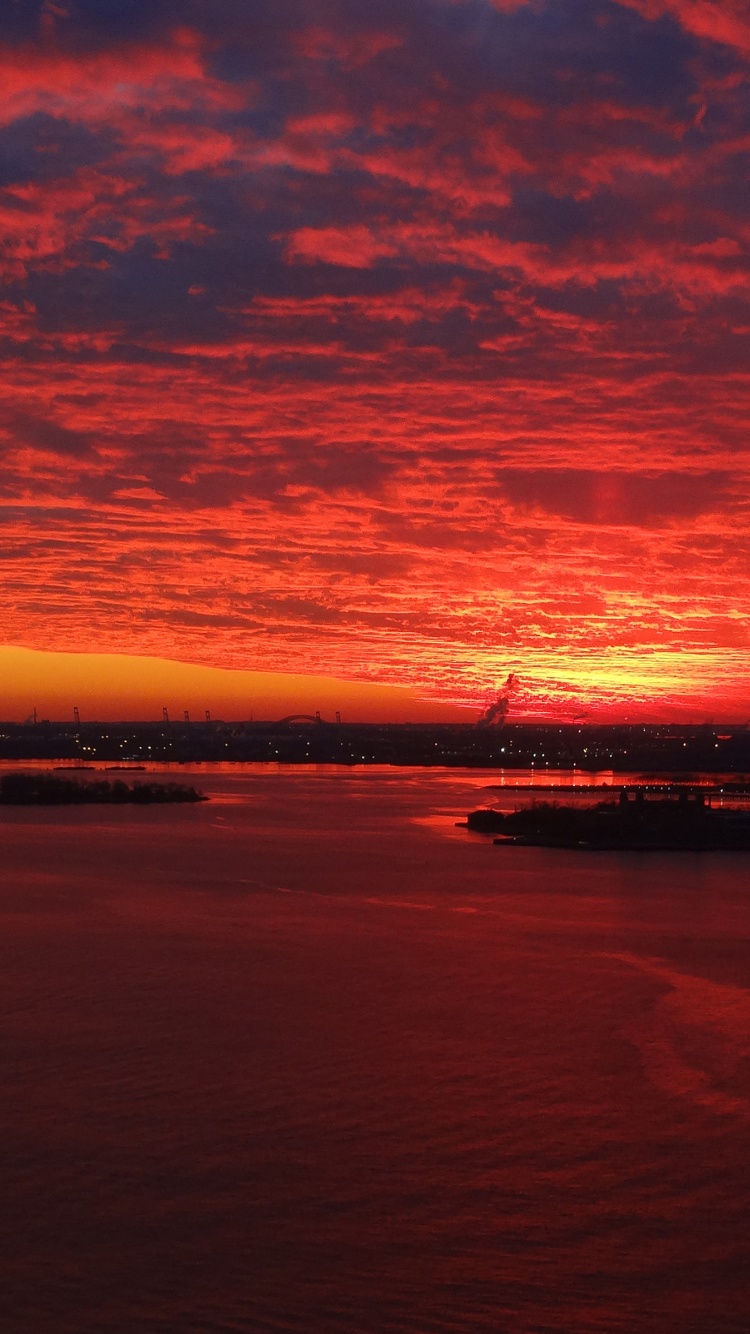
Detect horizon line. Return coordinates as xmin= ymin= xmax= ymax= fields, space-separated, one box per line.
xmin=3 ymin=717 xmax=749 ymax=729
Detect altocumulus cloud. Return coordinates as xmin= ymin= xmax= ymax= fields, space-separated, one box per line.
xmin=1 ymin=0 xmax=750 ymax=716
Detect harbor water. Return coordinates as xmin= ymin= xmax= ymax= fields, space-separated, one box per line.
xmin=2 ymin=765 xmax=750 ymax=1332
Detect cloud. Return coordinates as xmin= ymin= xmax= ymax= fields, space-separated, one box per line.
xmin=1 ymin=405 xmax=95 ymax=456
xmin=293 ymin=25 xmax=404 ymax=67
xmin=0 ymin=0 xmax=749 ymax=717
xmin=614 ymin=1 xmax=750 ymax=56
xmin=500 ymin=468 xmax=731 ymax=525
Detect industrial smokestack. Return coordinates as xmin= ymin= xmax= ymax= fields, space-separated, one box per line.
xmin=477 ymin=673 xmax=518 ymax=727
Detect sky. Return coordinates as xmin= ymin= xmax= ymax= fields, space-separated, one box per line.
xmin=2 ymin=0 xmax=750 ymax=721
xmin=0 ymin=646 xmax=471 ymax=723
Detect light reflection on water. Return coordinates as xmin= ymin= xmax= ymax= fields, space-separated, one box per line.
xmin=1 ymin=766 xmax=750 ymax=1332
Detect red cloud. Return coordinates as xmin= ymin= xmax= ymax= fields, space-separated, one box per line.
xmin=293 ymin=26 xmax=403 ymax=68
xmin=244 ymin=281 xmax=480 ymax=325
xmin=284 ymin=225 xmax=400 ymax=268
xmin=0 ymin=29 xmax=244 ymax=179
xmin=283 ymin=218 xmax=750 ymax=303
xmin=1 ymin=1 xmax=749 ymax=719
xmin=0 ymin=29 xmax=226 ymax=123
xmin=615 ymin=0 xmax=750 ymax=55
xmin=0 ymin=168 xmax=213 ymax=278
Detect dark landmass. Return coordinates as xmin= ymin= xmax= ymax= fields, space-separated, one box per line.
xmin=2 ymin=719 xmax=750 ymax=771
xmin=0 ymin=773 xmax=206 ymax=805
xmin=466 ymin=789 xmax=750 ymax=850
xmin=482 ymin=781 xmax=750 ymax=795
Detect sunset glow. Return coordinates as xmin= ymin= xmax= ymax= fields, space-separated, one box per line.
xmin=0 ymin=647 xmax=473 ymax=723
xmin=2 ymin=1 xmax=750 ymax=719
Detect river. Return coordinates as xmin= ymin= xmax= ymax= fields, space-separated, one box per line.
xmin=2 ymin=765 xmax=749 ymax=1332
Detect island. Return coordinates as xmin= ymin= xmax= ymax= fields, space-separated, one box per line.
xmin=466 ymin=787 xmax=750 ymax=850
xmin=0 ymin=773 xmax=206 ymax=805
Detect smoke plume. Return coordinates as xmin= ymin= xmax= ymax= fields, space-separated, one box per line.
xmin=477 ymin=673 xmax=518 ymax=727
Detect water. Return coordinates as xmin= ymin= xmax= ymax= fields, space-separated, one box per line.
xmin=2 ymin=765 xmax=750 ymax=1332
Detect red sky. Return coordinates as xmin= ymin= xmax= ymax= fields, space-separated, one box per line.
xmin=2 ymin=0 xmax=750 ymax=721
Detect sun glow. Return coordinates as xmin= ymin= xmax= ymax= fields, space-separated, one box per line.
xmin=0 ymin=647 xmax=474 ymax=724
xmin=1 ymin=3 xmax=748 ymax=718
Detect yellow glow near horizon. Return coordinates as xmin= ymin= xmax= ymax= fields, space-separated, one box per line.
xmin=0 ymin=646 xmax=475 ymax=724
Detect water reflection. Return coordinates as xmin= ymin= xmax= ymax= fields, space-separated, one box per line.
xmin=1 ymin=766 xmax=749 ymax=1332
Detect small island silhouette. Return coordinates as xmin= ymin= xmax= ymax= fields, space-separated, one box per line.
xmin=466 ymin=787 xmax=750 ymax=850
xmin=0 ymin=772 xmax=206 ymax=805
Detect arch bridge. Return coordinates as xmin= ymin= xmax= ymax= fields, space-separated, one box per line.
xmin=276 ymin=713 xmax=327 ymax=725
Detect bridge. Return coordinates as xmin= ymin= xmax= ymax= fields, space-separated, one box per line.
xmin=275 ymin=713 xmax=326 ymax=726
